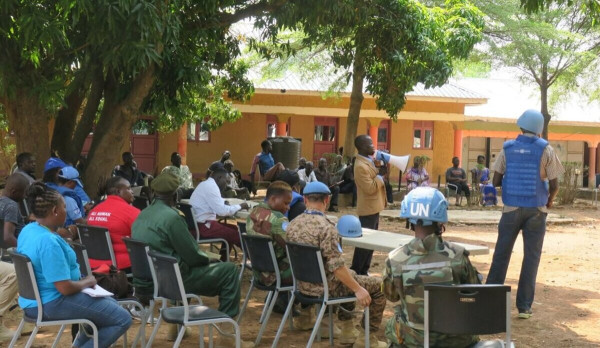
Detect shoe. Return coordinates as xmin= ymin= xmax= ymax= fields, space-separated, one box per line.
xmin=0 ymin=324 xmax=16 ymax=343
xmin=338 ymin=319 xmax=359 ymax=344
xmin=352 ymin=330 xmax=387 ymax=348
xmin=215 ymin=325 xmax=255 ymax=348
xmin=518 ymin=308 xmax=533 ymax=319
xmin=167 ymin=324 xmax=191 ymax=341
xmin=129 ymin=306 xmax=157 ymax=324
xmin=21 ymin=322 xmax=35 ymax=335
xmin=319 ymin=320 xmax=341 ymax=339
xmin=272 ymin=296 xmax=300 ymax=317
xmin=293 ymin=305 xmax=315 ymax=331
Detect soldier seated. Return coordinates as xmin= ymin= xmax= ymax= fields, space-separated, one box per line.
xmin=286 ymin=182 xmax=387 ymax=348
xmin=383 ymin=187 xmax=481 ymax=347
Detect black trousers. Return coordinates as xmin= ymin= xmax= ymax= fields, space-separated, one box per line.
xmin=453 ymin=182 xmax=470 ymax=197
xmin=350 ymin=213 xmax=379 ymax=275
xmin=339 ymin=181 xmax=357 ymax=206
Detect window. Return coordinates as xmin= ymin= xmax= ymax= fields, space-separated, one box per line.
xmin=314 ymin=125 xmax=336 ymax=142
xmin=413 ymin=121 xmax=433 ymax=149
xmin=187 ymin=121 xmax=210 ymax=142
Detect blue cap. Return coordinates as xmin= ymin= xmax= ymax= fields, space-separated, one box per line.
xmin=58 ymin=166 xmax=84 ymax=187
xmin=400 ymin=187 xmax=448 ymax=226
xmin=303 ymin=182 xmax=331 ymax=195
xmin=517 ymin=109 xmax=544 ymax=135
xmin=336 ymin=215 xmax=362 ymax=238
xmin=44 ymin=157 xmax=67 ymax=173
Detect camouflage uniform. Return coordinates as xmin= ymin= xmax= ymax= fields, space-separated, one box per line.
xmin=382 ymin=234 xmax=481 ymax=347
xmin=246 ymin=202 xmax=292 ymax=286
xmin=286 ymin=210 xmax=386 ymax=332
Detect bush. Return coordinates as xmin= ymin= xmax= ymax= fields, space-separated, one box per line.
xmin=557 ymin=161 xmax=584 ymax=205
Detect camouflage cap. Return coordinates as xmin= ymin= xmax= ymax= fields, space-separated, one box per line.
xmin=151 ymin=172 xmax=179 ymax=194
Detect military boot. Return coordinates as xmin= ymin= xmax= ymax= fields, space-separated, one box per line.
xmin=293 ymin=305 xmax=315 ymax=331
xmin=319 ymin=319 xmax=341 ymax=339
xmin=0 ymin=322 xmax=15 ymax=343
xmin=166 ymin=324 xmax=191 ymax=341
xmin=352 ymin=329 xmax=388 ymax=348
xmin=338 ymin=319 xmax=359 ymax=344
xmin=215 ymin=325 xmax=255 ymax=348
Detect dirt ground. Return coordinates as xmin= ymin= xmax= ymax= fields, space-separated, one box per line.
xmin=4 ymin=200 xmax=600 ymax=347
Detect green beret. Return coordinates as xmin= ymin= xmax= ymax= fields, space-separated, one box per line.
xmin=151 ymin=173 xmax=179 ymax=194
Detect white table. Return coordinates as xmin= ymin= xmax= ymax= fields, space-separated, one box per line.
xmin=341 ymin=228 xmax=489 ymax=256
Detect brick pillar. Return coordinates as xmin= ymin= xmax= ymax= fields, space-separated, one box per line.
xmin=589 ymin=146 xmax=597 ymax=188
xmin=178 ymin=122 xmax=188 ymax=164
xmin=367 ymin=119 xmax=381 ymax=144
xmin=454 ymin=129 xmax=463 ymax=163
xmin=276 ymin=122 xmax=287 ymax=136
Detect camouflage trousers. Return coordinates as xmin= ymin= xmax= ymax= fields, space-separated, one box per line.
xmin=328 ymin=270 xmax=385 ymax=332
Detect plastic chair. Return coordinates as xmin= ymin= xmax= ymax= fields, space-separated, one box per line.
xmin=445 ymin=183 xmax=467 ymax=205
xmin=71 ymin=242 xmax=146 ymax=347
xmin=175 ymin=202 xmax=230 ymax=260
xmin=424 ymin=284 xmax=513 ymax=348
xmin=237 ymin=234 xmax=293 ymax=345
xmin=76 ymin=224 xmax=117 ymax=268
xmin=237 ymin=222 xmax=252 ymax=281
xmin=145 ymin=250 xmax=241 ymax=348
xmin=122 ymin=237 xmax=156 ymax=316
xmin=273 ymin=241 xmax=369 ymax=348
xmin=8 ymin=250 xmax=99 ymax=348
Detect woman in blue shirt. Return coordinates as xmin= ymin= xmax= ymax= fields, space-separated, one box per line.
xmin=17 ymin=183 xmax=131 ymax=348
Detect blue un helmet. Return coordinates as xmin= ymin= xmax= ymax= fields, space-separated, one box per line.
xmin=517 ymin=109 xmax=544 ymax=135
xmin=336 ymin=215 xmax=362 ymax=238
xmin=400 ymin=187 xmax=448 ymax=226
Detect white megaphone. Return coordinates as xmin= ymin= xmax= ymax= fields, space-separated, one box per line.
xmin=375 ymin=151 xmax=411 ymax=172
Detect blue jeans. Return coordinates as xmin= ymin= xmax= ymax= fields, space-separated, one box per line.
xmin=486 ymin=208 xmax=547 ymax=311
xmin=24 ymin=292 xmax=132 ymax=348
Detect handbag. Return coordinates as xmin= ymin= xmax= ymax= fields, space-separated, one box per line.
xmin=92 ymin=264 xmax=132 ymax=299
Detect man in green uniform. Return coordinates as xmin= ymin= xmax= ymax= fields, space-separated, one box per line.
xmin=131 ymin=173 xmax=253 ymax=348
xmin=286 ymin=181 xmax=387 ymax=348
xmin=383 ymin=187 xmax=481 ymax=347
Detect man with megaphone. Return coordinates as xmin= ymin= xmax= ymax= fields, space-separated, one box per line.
xmin=350 ymin=135 xmax=410 ymax=275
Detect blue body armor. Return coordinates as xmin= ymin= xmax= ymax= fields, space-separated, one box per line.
xmin=502 ymin=135 xmax=548 ymax=207
xmin=56 ymin=186 xmax=84 ymax=226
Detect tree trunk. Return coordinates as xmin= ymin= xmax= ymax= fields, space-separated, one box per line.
xmin=83 ymin=66 xmax=157 ymax=199
xmin=540 ymin=66 xmax=550 ymax=140
xmin=4 ymin=89 xmax=51 ymax=179
xmin=51 ymin=75 xmax=88 ymax=158
xmin=343 ymin=44 xmax=366 ymax=162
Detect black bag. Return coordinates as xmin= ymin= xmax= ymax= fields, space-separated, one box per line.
xmin=92 ymin=265 xmax=131 ymax=299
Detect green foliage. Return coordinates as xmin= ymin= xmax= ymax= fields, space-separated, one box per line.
xmin=557 ymin=161 xmax=584 ymax=205
xmin=0 ymin=106 xmax=16 ymax=171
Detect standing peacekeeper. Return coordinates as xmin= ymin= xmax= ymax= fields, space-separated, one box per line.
xmin=383 ymin=187 xmax=481 ymax=347
xmin=486 ymin=109 xmax=564 ymax=319
xmin=131 ymin=173 xmax=254 ymax=348
xmin=286 ymin=182 xmax=387 ymax=348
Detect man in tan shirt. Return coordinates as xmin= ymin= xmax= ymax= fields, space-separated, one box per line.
xmin=350 ymin=135 xmax=387 ymax=275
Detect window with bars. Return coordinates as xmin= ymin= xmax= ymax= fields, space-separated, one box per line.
xmin=413 ymin=121 xmax=433 ymax=149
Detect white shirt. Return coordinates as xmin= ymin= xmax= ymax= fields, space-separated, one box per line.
xmin=189 ymin=178 xmax=241 ymax=222
xmin=298 ymin=169 xmax=318 ymax=183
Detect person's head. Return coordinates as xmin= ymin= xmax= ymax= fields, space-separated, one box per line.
xmin=211 ymin=168 xmax=229 ymax=192
xmin=452 ymin=156 xmax=460 ymax=167
xmin=43 ymin=157 xmax=67 ymax=183
xmin=305 ymin=161 xmax=314 ymax=174
xmin=517 ymin=109 xmax=544 ymax=135
xmin=57 ymin=166 xmax=83 ymax=190
xmin=151 ymin=172 xmax=180 ymax=203
xmin=105 ymin=176 xmax=134 ymax=204
xmin=477 ymin=155 xmax=485 ymax=165
xmin=221 ymin=150 xmax=231 ymax=162
xmin=206 ymin=161 xmax=225 ymax=178
xmin=400 ymin=187 xmax=448 ymax=237
xmin=2 ymin=173 xmax=29 ymax=202
xmin=122 ymin=152 xmax=134 ymax=166
xmin=413 ymin=156 xmax=422 ymax=169
xmin=171 ymin=152 xmax=182 ymax=167
xmin=318 ymin=158 xmax=328 ymax=170
xmin=303 ymin=182 xmax=331 ymax=212
xmin=277 ymin=170 xmax=301 ymax=191
xmin=223 ymin=160 xmax=234 ymax=173
xmin=354 ymin=135 xmax=375 ymax=156
xmin=26 ymin=182 xmax=66 ymax=228
xmin=298 ymin=157 xmax=307 ymax=168
xmin=16 ymin=152 xmax=36 ymax=174
xmin=334 ymin=155 xmax=343 ymax=166
xmin=266 ymin=181 xmax=293 ymax=214
xmin=261 ymin=140 xmax=272 ymax=153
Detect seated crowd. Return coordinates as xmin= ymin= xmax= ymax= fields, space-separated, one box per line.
xmin=1 ymin=140 xmax=495 ymax=348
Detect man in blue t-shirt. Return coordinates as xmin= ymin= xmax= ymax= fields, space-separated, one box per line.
xmin=249 ymin=139 xmax=285 ymax=183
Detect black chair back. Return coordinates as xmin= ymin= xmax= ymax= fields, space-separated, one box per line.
xmin=19 ymin=199 xmax=30 ymax=219
xmin=238 ymin=221 xmax=247 ymax=234
xmin=425 ymin=284 xmax=510 ymax=335
xmin=241 ymin=234 xmax=275 ymax=273
xmin=132 ymin=196 xmax=149 ymax=210
xmin=9 ymin=251 xmax=37 ymax=301
xmin=122 ymin=237 xmax=153 ymax=281
xmin=147 ymin=250 xmax=184 ymax=302
xmin=77 ymin=224 xmax=115 ymax=266
xmin=71 ymin=242 xmax=93 ymax=277
xmin=175 ymin=203 xmax=197 ymax=233
xmin=285 ymin=241 xmax=323 ymax=284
